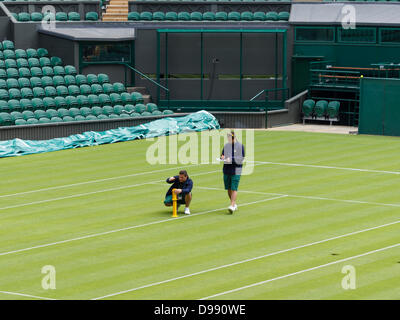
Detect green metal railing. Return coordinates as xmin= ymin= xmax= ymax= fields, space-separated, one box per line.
xmin=250 ymin=87 xmax=289 ymax=109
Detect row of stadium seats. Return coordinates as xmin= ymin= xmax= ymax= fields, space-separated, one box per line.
xmin=128 ymin=11 xmax=289 ymax=21
xmin=0 ymin=104 xmax=174 ymax=126
xmin=302 ymin=99 xmax=340 ymax=119
xmin=11 ymin=11 xmax=99 ymax=22
xmin=0 ymin=66 xmax=79 ymax=78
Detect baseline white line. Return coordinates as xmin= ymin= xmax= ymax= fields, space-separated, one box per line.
xmin=0 ymin=290 xmax=56 ymax=300
xmin=0 ymin=164 xmax=200 ymax=199
xmin=0 ymin=195 xmax=287 ymax=258
xmin=91 ymin=216 xmax=400 ymax=300
xmin=200 ymin=242 xmax=400 ymax=300
xmin=196 ymin=186 xmax=400 ymax=209
xmin=251 ymin=160 xmax=400 ymax=175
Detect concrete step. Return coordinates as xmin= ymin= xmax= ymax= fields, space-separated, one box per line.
xmin=102 ymin=17 xmax=127 ymax=21
xmin=127 ymin=87 xmax=149 ymax=95
xmin=105 ymin=9 xmax=128 ymax=14
xmin=103 ymin=13 xmax=127 ymax=17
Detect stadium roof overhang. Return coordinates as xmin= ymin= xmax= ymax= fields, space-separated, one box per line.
xmin=290 ymin=2 xmax=400 ymax=26
xmin=38 ymin=26 xmax=135 ymax=41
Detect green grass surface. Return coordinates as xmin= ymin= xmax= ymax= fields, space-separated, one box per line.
xmin=0 ymin=130 xmax=399 ymax=300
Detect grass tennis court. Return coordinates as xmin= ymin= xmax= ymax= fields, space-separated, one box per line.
xmin=0 ymin=130 xmax=399 ymax=300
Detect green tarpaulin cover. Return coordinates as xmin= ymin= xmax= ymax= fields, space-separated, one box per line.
xmin=0 ymin=110 xmax=220 ymax=158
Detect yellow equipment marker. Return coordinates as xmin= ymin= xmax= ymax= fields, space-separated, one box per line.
xmin=172 ymin=188 xmax=178 ymax=217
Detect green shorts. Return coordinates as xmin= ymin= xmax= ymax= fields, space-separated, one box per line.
xmin=164 ymin=193 xmax=189 ymax=205
xmin=223 ymin=174 xmax=241 ymax=191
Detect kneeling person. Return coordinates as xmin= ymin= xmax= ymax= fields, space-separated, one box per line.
xmin=164 ymin=170 xmax=193 ymax=215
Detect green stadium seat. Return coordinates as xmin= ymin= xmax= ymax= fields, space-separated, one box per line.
xmin=327 ymin=101 xmax=340 ymax=118
xmin=53 ymin=66 xmax=65 ymax=76
xmin=278 ymin=11 xmax=290 ymax=21
xmin=165 ymin=12 xmax=178 ymax=21
xmin=19 ymin=68 xmax=31 ymax=78
xmin=302 ymin=99 xmax=315 ymax=117
xmin=146 ymin=103 xmax=158 ymax=112
xmin=80 ymin=107 xmax=92 ymax=116
xmin=26 ymin=49 xmax=38 ymax=59
xmin=30 ymin=12 xmax=43 ymax=22
xmin=80 ymin=84 xmax=91 ymax=95
xmin=265 ymin=11 xmax=279 ymax=21
xmin=85 ymin=12 xmax=99 ymax=21
xmin=51 ymin=56 xmax=63 ymax=67
xmin=241 ymin=11 xmax=253 ymax=21
xmin=102 ymin=105 xmax=114 ymax=115
xmin=128 ymin=12 xmax=140 ymax=21
xmin=39 ymin=57 xmax=51 ymax=67
xmin=7 ymin=68 xmax=19 ymax=79
xmin=0 ymin=112 xmax=12 ymax=125
xmin=34 ymin=109 xmax=47 ymax=119
xmin=37 ymin=48 xmax=49 ymax=58
xmin=163 ymin=109 xmax=174 ymax=115
xmin=6 ymin=78 xmax=19 ymax=89
xmin=98 ymin=93 xmax=111 ymax=106
xmin=0 ymin=52 xmax=3 ymax=60
xmin=53 ymin=75 xmax=65 ymax=87
xmin=43 ymin=98 xmax=56 ymax=110
xmin=129 ymin=112 xmax=141 ymax=118
xmin=9 ymin=88 xmax=21 ymax=100
xmin=85 ymin=115 xmax=97 ymax=121
xmin=57 ymin=108 xmax=70 ymax=117
xmin=5 ymin=59 xmax=17 ymax=69
xmin=75 ymin=74 xmax=87 ymax=85
xmin=228 ymin=12 xmax=241 ymax=21
xmin=91 ymin=84 xmax=103 ymax=94
xmin=152 ymin=11 xmax=165 ymax=21
xmin=44 ymin=86 xmax=57 ymax=97
xmin=120 ymin=92 xmax=132 ymax=104
xmin=15 ymin=119 xmax=27 ymax=126
xmin=68 ymin=12 xmax=80 ymax=21
xmin=113 ymin=105 xmax=124 ymax=115
xmin=215 ymin=12 xmax=228 ymax=21
xmin=30 ymin=67 xmax=42 ymax=77
xmin=18 ymin=77 xmax=31 ymax=88
xmin=97 ymin=114 xmax=108 ymax=120
xmin=2 ymin=40 xmax=14 ymax=50
xmin=178 ymin=12 xmax=191 ymax=21
xmin=46 ymin=109 xmax=59 ymax=119
xmin=56 ymin=12 xmax=68 ymax=21
xmin=20 ymin=99 xmax=33 ymax=111
xmin=140 ymin=11 xmax=153 ymax=21
xmin=102 ymin=83 xmax=114 ymax=94
xmin=68 ymin=85 xmax=80 ymax=96
xmin=18 ymin=12 xmax=30 ymax=22
xmin=17 ymin=58 xmax=29 ymax=68
xmin=0 ymin=60 xmax=4 ymax=69
xmin=42 ymin=66 xmax=54 ymax=77
xmin=55 ymin=97 xmax=67 ymax=109
xmin=190 ymin=12 xmax=203 ymax=21
xmin=91 ymin=106 xmax=103 ymax=116
xmin=65 ymin=65 xmax=77 ymax=76
xmin=50 ymin=116 xmax=63 ymax=123
xmin=110 ymin=93 xmax=122 ymax=105
xmin=135 ymin=103 xmax=146 ymax=113
xmin=203 ymin=12 xmax=216 ymax=21
xmin=141 ymin=111 xmax=152 ymax=116
xmin=74 ymin=115 xmax=85 ymax=121
xmin=0 ymin=70 xmax=5 ymax=80
xmin=109 ymin=114 xmax=120 ymax=119
xmin=56 ymin=85 xmax=69 ymax=97
xmin=97 ymin=74 xmax=109 ymax=84
xmin=131 ymin=92 xmax=144 ymax=103
xmin=42 ymin=76 xmax=54 ymax=87
xmin=21 ymin=87 xmax=33 ymax=99
xmin=32 ymin=99 xmax=44 ymax=111
xmin=64 ymin=75 xmax=76 ymax=86
xmin=315 ymin=100 xmax=328 ymax=117
xmin=119 ymin=113 xmax=130 ymax=119
xmin=62 ymin=116 xmax=74 ymax=122
xmin=33 ymin=87 xmax=45 ymax=98
xmin=38 ymin=117 xmax=51 ymax=124
xmin=0 ymin=101 xmax=9 ymax=112
xmin=77 ymin=95 xmax=89 ymax=108
xmin=10 ymin=111 xmax=23 ymax=121
xmin=113 ymin=82 xmax=125 ymax=93
xmin=0 ymin=89 xmax=8 ymax=100
xmin=65 ymin=96 xmax=79 ymax=108
xmin=124 ymin=104 xmax=135 ymax=113
xmin=87 ymin=74 xmax=98 ymax=84
xmin=28 ymin=58 xmax=40 ymax=68
xmin=15 ymin=49 xmax=27 ymax=59
xmin=22 ymin=110 xmax=35 ymax=120
xmin=88 ymin=94 xmax=100 ymax=106
xmin=68 ymin=107 xmax=80 ymax=117
xmin=26 ymin=118 xmax=39 ymax=125
xmin=0 ymin=80 xmax=6 ymax=90
xmin=152 ymin=110 xmax=163 ymax=116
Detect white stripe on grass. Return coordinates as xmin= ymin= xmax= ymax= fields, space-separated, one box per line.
xmin=91 ymin=218 xmax=400 ymax=300
xmin=200 ymin=242 xmax=400 ymax=300
xmin=0 ymin=290 xmax=56 ymax=300
xmin=0 ymin=195 xmax=287 ymax=258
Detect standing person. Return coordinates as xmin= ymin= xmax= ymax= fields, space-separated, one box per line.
xmin=220 ymin=131 xmax=245 ymax=213
xmin=164 ymin=170 xmax=193 ymax=215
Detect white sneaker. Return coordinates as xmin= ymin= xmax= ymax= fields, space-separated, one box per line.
xmin=184 ymin=207 xmax=191 ymax=215
xmin=228 ymin=205 xmax=235 ymax=214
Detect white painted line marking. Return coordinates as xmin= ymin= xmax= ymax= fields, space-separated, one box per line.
xmin=0 ymin=290 xmax=56 ymax=300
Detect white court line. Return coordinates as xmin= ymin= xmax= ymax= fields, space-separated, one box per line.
xmin=251 ymin=160 xmax=400 ymax=175
xmin=0 ymin=290 xmax=56 ymax=300
xmin=91 ymin=216 xmax=400 ymax=300
xmin=0 ymin=164 xmax=200 ymax=199
xmin=0 ymin=195 xmax=287 ymax=258
xmin=200 ymin=242 xmax=400 ymax=300
xmin=196 ymin=186 xmax=400 ymax=209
